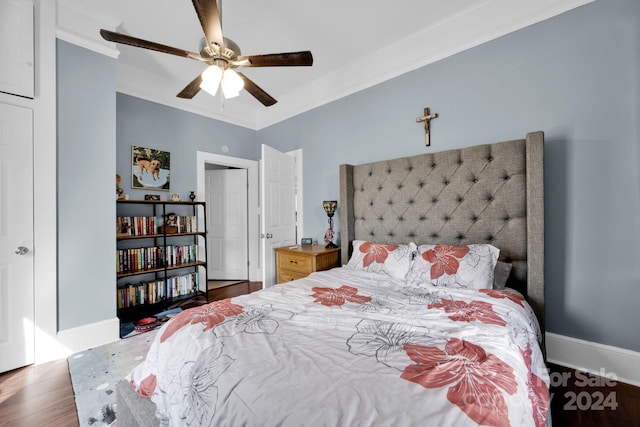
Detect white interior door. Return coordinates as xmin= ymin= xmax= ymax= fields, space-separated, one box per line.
xmin=260 ymin=145 xmax=296 ymax=288
xmin=0 ymin=0 xmax=34 ymax=98
xmin=0 ymin=102 xmax=34 ymax=372
xmin=206 ymin=168 xmax=248 ymax=280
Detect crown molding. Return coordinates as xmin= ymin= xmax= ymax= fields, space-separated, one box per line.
xmin=254 ymin=0 xmax=594 ymax=129
xmin=56 ymin=0 xmax=120 ymax=57
xmin=54 ymin=0 xmax=593 ymax=129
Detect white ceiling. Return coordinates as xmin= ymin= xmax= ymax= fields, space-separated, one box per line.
xmin=59 ymin=0 xmax=592 ymax=129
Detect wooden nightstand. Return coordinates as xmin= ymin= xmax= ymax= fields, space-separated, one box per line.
xmin=274 ymin=245 xmax=341 ymax=284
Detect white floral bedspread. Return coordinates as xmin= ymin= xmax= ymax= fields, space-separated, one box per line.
xmin=127 ymin=267 xmax=549 ymax=427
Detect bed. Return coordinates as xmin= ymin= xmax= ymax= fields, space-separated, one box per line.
xmin=117 ymin=131 xmax=548 ymax=426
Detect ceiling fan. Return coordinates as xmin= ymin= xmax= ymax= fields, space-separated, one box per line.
xmin=100 ymin=0 xmax=313 ymax=107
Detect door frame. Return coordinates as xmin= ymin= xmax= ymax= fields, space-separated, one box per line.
xmin=197 ymin=151 xmax=260 ymax=281
xmin=197 ymin=149 xmax=304 ymax=285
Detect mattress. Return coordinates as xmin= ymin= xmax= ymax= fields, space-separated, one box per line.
xmin=125 ymin=266 xmax=549 ymax=426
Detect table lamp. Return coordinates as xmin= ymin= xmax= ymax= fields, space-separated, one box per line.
xmin=323 ymin=200 xmax=338 ymax=248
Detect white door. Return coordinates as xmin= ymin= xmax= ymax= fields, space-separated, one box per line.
xmin=260 ymin=145 xmax=296 ymax=288
xmin=0 ymin=102 xmax=34 ymax=372
xmin=0 ymin=0 xmax=34 ymax=98
xmin=206 ymin=168 xmax=248 ymax=280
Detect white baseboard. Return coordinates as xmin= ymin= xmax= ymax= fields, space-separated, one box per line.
xmin=42 ymin=318 xmax=120 ymax=362
xmin=546 ymin=332 xmax=640 ymax=387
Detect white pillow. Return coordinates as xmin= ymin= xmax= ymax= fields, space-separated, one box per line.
xmin=493 ymin=261 xmax=513 ymax=290
xmin=409 ymin=243 xmax=499 ymax=290
xmin=346 ymin=240 xmax=416 ymax=279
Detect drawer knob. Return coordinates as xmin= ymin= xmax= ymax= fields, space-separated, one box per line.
xmin=289 ymin=260 xmax=297 ymax=264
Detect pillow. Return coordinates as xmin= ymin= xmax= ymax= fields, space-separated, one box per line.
xmin=346 ymin=240 xmax=416 ymax=279
xmin=493 ymin=261 xmax=513 ymax=290
xmin=409 ymin=243 xmax=499 ymax=290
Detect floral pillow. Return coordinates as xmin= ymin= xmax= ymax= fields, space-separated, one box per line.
xmin=346 ymin=240 xmax=416 ymax=279
xmin=408 ymin=243 xmax=499 ymax=290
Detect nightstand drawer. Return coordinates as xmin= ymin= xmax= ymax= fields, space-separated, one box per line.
xmin=278 ymin=269 xmax=308 ymax=283
xmin=274 ymin=245 xmax=340 ymax=284
xmin=278 ymin=252 xmax=313 ymax=273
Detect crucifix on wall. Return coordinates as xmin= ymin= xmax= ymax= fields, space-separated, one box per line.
xmin=416 ymin=107 xmax=438 ymax=147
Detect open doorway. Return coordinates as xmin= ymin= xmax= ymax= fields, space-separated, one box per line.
xmin=205 ymin=165 xmax=248 ymax=284
xmin=196 ymin=149 xmax=303 ymax=288
xmin=197 ymin=152 xmax=260 ymax=284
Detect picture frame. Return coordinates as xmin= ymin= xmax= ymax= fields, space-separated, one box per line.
xmin=132 ymin=145 xmax=170 ymax=191
xmin=144 ymin=194 xmax=160 ymax=201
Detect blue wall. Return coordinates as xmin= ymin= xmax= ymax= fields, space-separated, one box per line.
xmin=259 ymin=0 xmax=640 ymax=352
xmin=57 ymin=40 xmax=116 ymax=329
xmin=116 ymin=94 xmax=258 ymax=201
xmin=59 ymin=0 xmax=640 ymax=353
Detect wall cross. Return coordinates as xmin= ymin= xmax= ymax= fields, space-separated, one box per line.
xmin=416 ymin=107 xmax=438 ymax=147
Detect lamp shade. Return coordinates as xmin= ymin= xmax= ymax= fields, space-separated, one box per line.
xmin=221 ymin=69 xmax=244 ymax=98
xmin=200 ymin=65 xmax=223 ymax=96
xmin=323 ymin=200 xmax=337 ymax=217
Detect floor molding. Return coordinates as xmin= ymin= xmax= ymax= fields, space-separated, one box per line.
xmin=546 ymin=332 xmax=640 ymax=387
xmin=55 ymin=318 xmax=120 ymax=359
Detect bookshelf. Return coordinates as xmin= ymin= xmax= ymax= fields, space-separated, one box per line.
xmin=116 ymin=200 xmax=208 ymax=335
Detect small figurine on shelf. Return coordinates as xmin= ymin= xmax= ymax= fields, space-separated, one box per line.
xmin=189 ymin=191 xmax=196 ymax=201
xmin=165 ymin=213 xmax=177 ymax=227
xmin=158 ymin=212 xmax=178 ymax=234
xmin=116 ymin=174 xmax=124 ymax=200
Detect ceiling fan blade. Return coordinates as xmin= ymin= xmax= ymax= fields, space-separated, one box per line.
xmin=177 ymin=74 xmax=203 ymax=99
xmin=100 ymin=29 xmax=202 ymax=61
xmin=234 ymin=51 xmax=313 ymax=67
xmin=192 ymin=0 xmax=224 ymax=50
xmin=237 ymin=72 xmax=277 ymax=106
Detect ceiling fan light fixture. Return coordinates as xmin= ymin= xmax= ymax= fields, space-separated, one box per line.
xmin=221 ymin=68 xmax=244 ymax=98
xmin=200 ymin=65 xmax=223 ymax=96
xmin=99 ymin=0 xmax=312 ymax=107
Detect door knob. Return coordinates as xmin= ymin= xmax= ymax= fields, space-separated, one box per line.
xmin=15 ymin=246 xmax=29 ymax=255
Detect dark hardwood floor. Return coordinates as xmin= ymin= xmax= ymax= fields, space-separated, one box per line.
xmin=0 ymin=358 xmax=78 ymax=427
xmin=208 ymin=280 xmax=262 ymax=301
xmin=0 ymin=281 xmax=261 ymax=427
xmin=2 ymin=281 xmax=638 ymax=426
xmin=548 ymin=363 xmax=640 ymax=427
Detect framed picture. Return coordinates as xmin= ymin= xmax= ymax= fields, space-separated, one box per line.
xmin=132 ymin=145 xmax=170 ymax=191
xmin=144 ymin=194 xmax=160 ymax=201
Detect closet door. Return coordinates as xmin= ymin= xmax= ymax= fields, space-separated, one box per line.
xmin=0 ymin=0 xmax=34 ymax=98
xmin=0 ymin=102 xmax=34 ymax=372
xmin=206 ymin=168 xmax=249 ymax=280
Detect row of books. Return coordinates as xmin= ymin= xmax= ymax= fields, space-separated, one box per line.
xmin=116 ymin=244 xmax=198 ymax=274
xmin=117 ymin=215 xmax=197 ymax=236
xmin=117 ymin=271 xmax=199 ymax=309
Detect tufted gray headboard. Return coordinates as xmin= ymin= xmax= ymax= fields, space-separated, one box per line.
xmin=339 ymin=131 xmax=544 ymax=333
